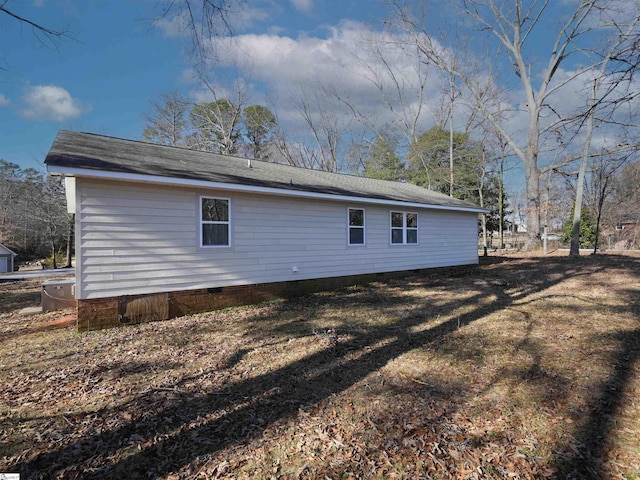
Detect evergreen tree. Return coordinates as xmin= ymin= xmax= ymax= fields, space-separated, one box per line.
xmin=407 ymin=126 xmax=474 ymax=195
xmin=363 ymin=137 xmax=405 ymax=182
xmin=562 ymin=208 xmax=598 ymax=248
xmin=243 ymin=105 xmax=277 ymax=161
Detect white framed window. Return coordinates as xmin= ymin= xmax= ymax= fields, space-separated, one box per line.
xmin=200 ymin=196 xmax=230 ymax=247
xmin=391 ymin=211 xmax=418 ymax=245
xmin=348 ymin=208 xmax=365 ymax=245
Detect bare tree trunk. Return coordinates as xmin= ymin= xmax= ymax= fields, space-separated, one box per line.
xmin=51 ymin=239 xmax=57 ymax=270
xmin=524 ymin=156 xmax=541 ymax=250
xmin=448 ymin=73 xmax=455 ymax=198
xmin=479 ymin=150 xmax=488 ymax=256
xmin=65 ymin=214 xmax=74 ymax=268
xmin=571 ymin=72 xmax=601 ymax=256
xmin=499 ymin=155 xmax=505 ymax=249
xmin=449 ymin=116 xmax=454 ymax=197
xmin=593 ymin=177 xmax=607 ymax=255
xmin=570 ymin=159 xmax=589 ymax=256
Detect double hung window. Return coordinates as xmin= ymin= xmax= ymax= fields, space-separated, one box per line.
xmin=348 ymin=208 xmax=365 ymax=245
xmin=201 ymin=197 xmax=230 ymax=247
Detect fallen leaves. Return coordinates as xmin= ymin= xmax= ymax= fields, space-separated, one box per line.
xmin=1 ymin=253 xmax=640 ymax=479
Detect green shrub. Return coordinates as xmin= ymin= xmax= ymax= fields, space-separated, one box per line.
xmin=562 ymin=209 xmax=598 ymax=248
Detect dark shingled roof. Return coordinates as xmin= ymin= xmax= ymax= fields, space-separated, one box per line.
xmin=45 ymin=130 xmax=484 ymax=211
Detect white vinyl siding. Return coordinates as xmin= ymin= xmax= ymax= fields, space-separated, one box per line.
xmin=74 ymin=179 xmax=479 ymax=299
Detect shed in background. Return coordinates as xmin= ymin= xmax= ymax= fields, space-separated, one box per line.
xmin=0 ymin=243 xmax=16 ymax=273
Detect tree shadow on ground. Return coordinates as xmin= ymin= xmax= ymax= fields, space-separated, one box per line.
xmin=11 ymin=255 xmax=640 ymax=479
xmin=553 ymin=286 xmax=640 ymax=479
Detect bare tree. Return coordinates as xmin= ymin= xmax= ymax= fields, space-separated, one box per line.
xmin=0 ymin=160 xmax=20 ymax=242
xmin=187 ymin=75 xmax=248 ymax=154
xmin=605 ymin=161 xmax=640 ymax=248
xmin=1 ymin=2 xmax=69 ymax=50
xmin=34 ymin=178 xmax=69 ymax=269
xmin=142 ymin=92 xmax=190 ymax=147
xmin=563 ymin=4 xmax=640 ymax=256
xmin=351 ymin=34 xmax=430 ymax=149
xmin=391 ymin=0 xmax=614 ymax=249
xmin=157 ymin=0 xmax=243 ymax=66
xmin=295 ymin=85 xmax=353 ymax=172
xmin=588 ymin=151 xmax=632 ymax=253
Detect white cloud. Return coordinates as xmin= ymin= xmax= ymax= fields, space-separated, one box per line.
xmin=198 ymin=18 xmax=636 ymax=168
xmin=20 ymin=85 xmax=83 ymax=122
xmin=203 ymin=22 xmax=444 ymax=139
xmin=154 ymin=12 xmax=189 ymax=38
xmin=232 ymin=4 xmax=270 ymax=29
xmin=0 ymin=94 xmax=9 ymax=106
xmin=155 ymin=3 xmax=271 ymax=38
xmin=291 ymin=0 xmax=313 ymax=13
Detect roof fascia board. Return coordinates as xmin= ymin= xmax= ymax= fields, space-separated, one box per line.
xmin=47 ymin=165 xmax=489 ymax=214
xmin=0 ymin=244 xmax=17 ymax=255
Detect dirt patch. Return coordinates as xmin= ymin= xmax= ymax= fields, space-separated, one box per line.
xmin=43 ymin=313 xmax=77 ymax=329
xmin=1 ymin=253 xmax=639 ymax=479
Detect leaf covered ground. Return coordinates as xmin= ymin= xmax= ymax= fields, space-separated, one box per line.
xmin=1 ymin=253 xmax=640 ymax=479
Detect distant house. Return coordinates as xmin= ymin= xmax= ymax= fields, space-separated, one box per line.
xmin=0 ymin=243 xmax=16 ymax=273
xmin=609 ymin=214 xmax=640 ymax=250
xmin=45 ymin=130 xmax=487 ymax=331
xmin=615 ymin=215 xmax=640 ymax=232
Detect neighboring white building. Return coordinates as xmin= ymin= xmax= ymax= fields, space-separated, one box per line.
xmin=46 ymin=130 xmax=487 ymax=330
xmin=0 ymin=243 xmax=16 ymax=273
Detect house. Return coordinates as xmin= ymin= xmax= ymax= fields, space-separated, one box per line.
xmin=609 ymin=214 xmax=639 ymax=250
xmin=45 ymin=130 xmax=488 ymax=331
xmin=0 ymin=243 xmax=16 ymax=273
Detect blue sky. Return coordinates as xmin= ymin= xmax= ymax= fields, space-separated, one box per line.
xmin=1 ymin=0 xmax=389 ymax=171
xmin=1 ymin=0 xmax=635 ymax=202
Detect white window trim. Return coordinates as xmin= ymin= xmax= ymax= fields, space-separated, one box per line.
xmin=200 ymin=196 xmax=231 ymax=248
xmin=390 ymin=211 xmax=418 ymax=245
xmin=348 ymin=207 xmax=366 ymax=246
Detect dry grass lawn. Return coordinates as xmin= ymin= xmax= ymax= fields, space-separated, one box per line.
xmin=1 ymin=253 xmax=640 ymax=479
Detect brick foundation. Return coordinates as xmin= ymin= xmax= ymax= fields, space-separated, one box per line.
xmin=75 ymin=266 xmax=477 ymax=331
xmin=77 ymin=297 xmax=119 ymax=331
